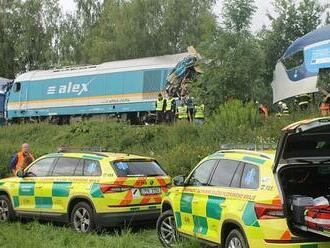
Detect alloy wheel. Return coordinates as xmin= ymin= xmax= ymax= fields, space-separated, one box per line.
xmin=73 ymin=207 xmax=91 ymax=233
xmin=160 ymin=215 xmax=177 ymax=246
xmin=228 ymin=237 xmax=243 ymax=248
xmin=0 ymin=199 xmax=9 ymax=222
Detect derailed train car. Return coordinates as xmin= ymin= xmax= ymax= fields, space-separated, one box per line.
xmin=6 ymin=53 xmax=187 ymax=124
xmin=0 ymin=77 xmax=11 ymax=125
xmin=272 ymin=25 xmax=330 ymax=103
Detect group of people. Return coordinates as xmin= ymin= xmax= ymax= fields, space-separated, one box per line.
xmin=155 ymin=93 xmax=205 ymax=124
xmin=272 ymin=93 xmax=330 ymax=117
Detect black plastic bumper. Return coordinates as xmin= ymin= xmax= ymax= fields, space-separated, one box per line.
xmin=95 ymin=209 xmax=161 ymax=227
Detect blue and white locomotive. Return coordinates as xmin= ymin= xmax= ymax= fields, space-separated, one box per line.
xmin=272 ymin=25 xmax=330 ymax=103
xmin=6 ymin=53 xmax=187 ymax=124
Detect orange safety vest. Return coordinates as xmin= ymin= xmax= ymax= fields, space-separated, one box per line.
xmin=15 ymin=151 xmax=34 ymax=173
xmin=320 ymin=103 xmax=330 ymax=116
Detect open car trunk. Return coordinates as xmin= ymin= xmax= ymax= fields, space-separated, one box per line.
xmin=278 ymin=164 xmax=330 ymax=239
xmin=274 ymin=118 xmax=330 ymax=239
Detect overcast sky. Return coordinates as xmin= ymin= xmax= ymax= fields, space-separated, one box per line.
xmin=57 ymin=0 xmax=281 ymax=32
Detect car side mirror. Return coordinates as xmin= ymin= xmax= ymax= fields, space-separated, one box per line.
xmin=16 ymin=170 xmax=25 ymax=178
xmin=173 ymin=175 xmax=185 ymax=186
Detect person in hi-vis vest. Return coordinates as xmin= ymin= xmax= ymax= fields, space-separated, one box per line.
xmin=165 ymin=95 xmax=176 ymax=124
xmin=177 ymin=102 xmax=188 ymax=121
xmin=9 ymin=143 xmax=35 ymax=176
xmin=194 ymin=103 xmax=205 ymax=125
xmin=155 ymin=93 xmax=166 ymax=124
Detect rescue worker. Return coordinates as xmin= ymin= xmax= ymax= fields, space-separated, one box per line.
xmin=277 ymin=101 xmax=290 ymax=116
xmin=9 ymin=143 xmax=35 ymax=176
xmin=186 ymin=96 xmax=194 ymax=123
xmin=155 ymin=93 xmax=166 ymax=124
xmin=177 ymin=102 xmax=188 ymax=121
xmin=319 ymin=86 xmax=330 ymax=116
xmin=165 ymin=95 xmax=176 ymax=124
xmin=320 ymin=101 xmax=330 ymax=116
xmin=194 ymin=103 xmax=205 ymax=125
xmin=260 ymin=104 xmax=269 ymax=117
xmin=295 ymin=94 xmax=311 ymax=111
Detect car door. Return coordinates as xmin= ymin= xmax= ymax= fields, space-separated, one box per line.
xmin=201 ymin=159 xmax=242 ymax=243
xmin=173 ymin=159 xmax=218 ymax=237
xmin=49 ymin=157 xmax=82 ymax=213
xmin=17 ymin=157 xmax=57 ymax=213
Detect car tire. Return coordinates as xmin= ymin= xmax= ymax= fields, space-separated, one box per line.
xmin=0 ymin=195 xmax=15 ymax=222
xmin=157 ymin=210 xmax=178 ymax=247
xmin=70 ymin=201 xmax=96 ymax=233
xmin=224 ymin=229 xmax=249 ymax=248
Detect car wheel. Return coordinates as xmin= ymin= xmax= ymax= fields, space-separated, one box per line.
xmin=157 ymin=210 xmax=178 ymax=247
xmin=225 ymin=229 xmax=249 ymax=248
xmin=0 ymin=195 xmax=15 ymax=222
xmin=71 ymin=202 xmax=95 ymax=233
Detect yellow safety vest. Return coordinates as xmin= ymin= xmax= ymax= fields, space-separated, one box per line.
xmin=194 ymin=104 xmax=205 ymax=119
xmin=178 ymin=106 xmax=188 ymax=119
xmin=156 ymin=99 xmax=165 ymax=111
xmin=166 ymin=98 xmax=175 ymax=111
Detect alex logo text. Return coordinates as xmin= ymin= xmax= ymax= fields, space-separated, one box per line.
xmin=47 ymin=82 xmax=89 ymax=96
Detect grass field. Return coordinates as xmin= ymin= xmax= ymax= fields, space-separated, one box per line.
xmin=0 ymin=221 xmax=160 ymax=248
xmin=0 ymin=221 xmax=200 ymax=248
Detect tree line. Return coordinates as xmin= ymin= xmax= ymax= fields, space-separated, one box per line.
xmin=0 ymin=0 xmax=329 ymax=110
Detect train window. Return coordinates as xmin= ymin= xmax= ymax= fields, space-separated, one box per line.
xmin=282 ymin=50 xmax=304 ymax=70
xmin=14 ymin=82 xmax=21 ymax=92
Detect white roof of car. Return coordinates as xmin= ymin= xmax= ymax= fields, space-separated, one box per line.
xmin=15 ymin=53 xmax=187 ymax=82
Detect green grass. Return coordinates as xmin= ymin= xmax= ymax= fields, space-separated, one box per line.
xmin=0 ymin=222 xmax=200 ymax=248
xmin=0 ymin=222 xmax=160 ymax=248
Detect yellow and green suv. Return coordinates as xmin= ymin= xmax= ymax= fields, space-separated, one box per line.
xmin=0 ymin=151 xmax=171 ymax=232
xmin=157 ymin=118 xmax=330 ymax=248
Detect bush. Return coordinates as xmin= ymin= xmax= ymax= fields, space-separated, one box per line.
xmin=0 ymin=101 xmax=320 ymax=177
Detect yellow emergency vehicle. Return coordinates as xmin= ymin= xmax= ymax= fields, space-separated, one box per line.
xmin=157 ymin=147 xmax=330 ymax=247
xmin=0 ymin=150 xmax=171 ymax=233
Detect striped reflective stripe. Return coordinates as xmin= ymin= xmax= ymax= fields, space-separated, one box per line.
xmin=8 ymin=92 xmax=159 ymax=110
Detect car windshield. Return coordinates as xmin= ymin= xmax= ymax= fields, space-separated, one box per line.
xmin=112 ymin=160 xmax=166 ymax=177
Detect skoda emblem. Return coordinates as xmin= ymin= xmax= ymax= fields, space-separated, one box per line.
xmin=150 ymin=180 xmax=154 ymax=186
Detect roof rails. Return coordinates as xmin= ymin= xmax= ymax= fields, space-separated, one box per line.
xmin=217 ymin=150 xmax=273 ymax=159
xmin=57 ymin=146 xmax=109 ymax=157
xmin=220 ymin=143 xmax=277 ymax=151
xmin=53 ymin=65 xmax=97 ymax=73
xmin=218 ymin=143 xmax=276 ymax=160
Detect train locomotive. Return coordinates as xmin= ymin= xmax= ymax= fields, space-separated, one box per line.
xmin=272 ymin=25 xmax=330 ymax=103
xmin=5 ymin=53 xmax=187 ymax=124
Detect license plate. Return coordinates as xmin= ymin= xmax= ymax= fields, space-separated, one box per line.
xmin=140 ymin=187 xmax=161 ymax=195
